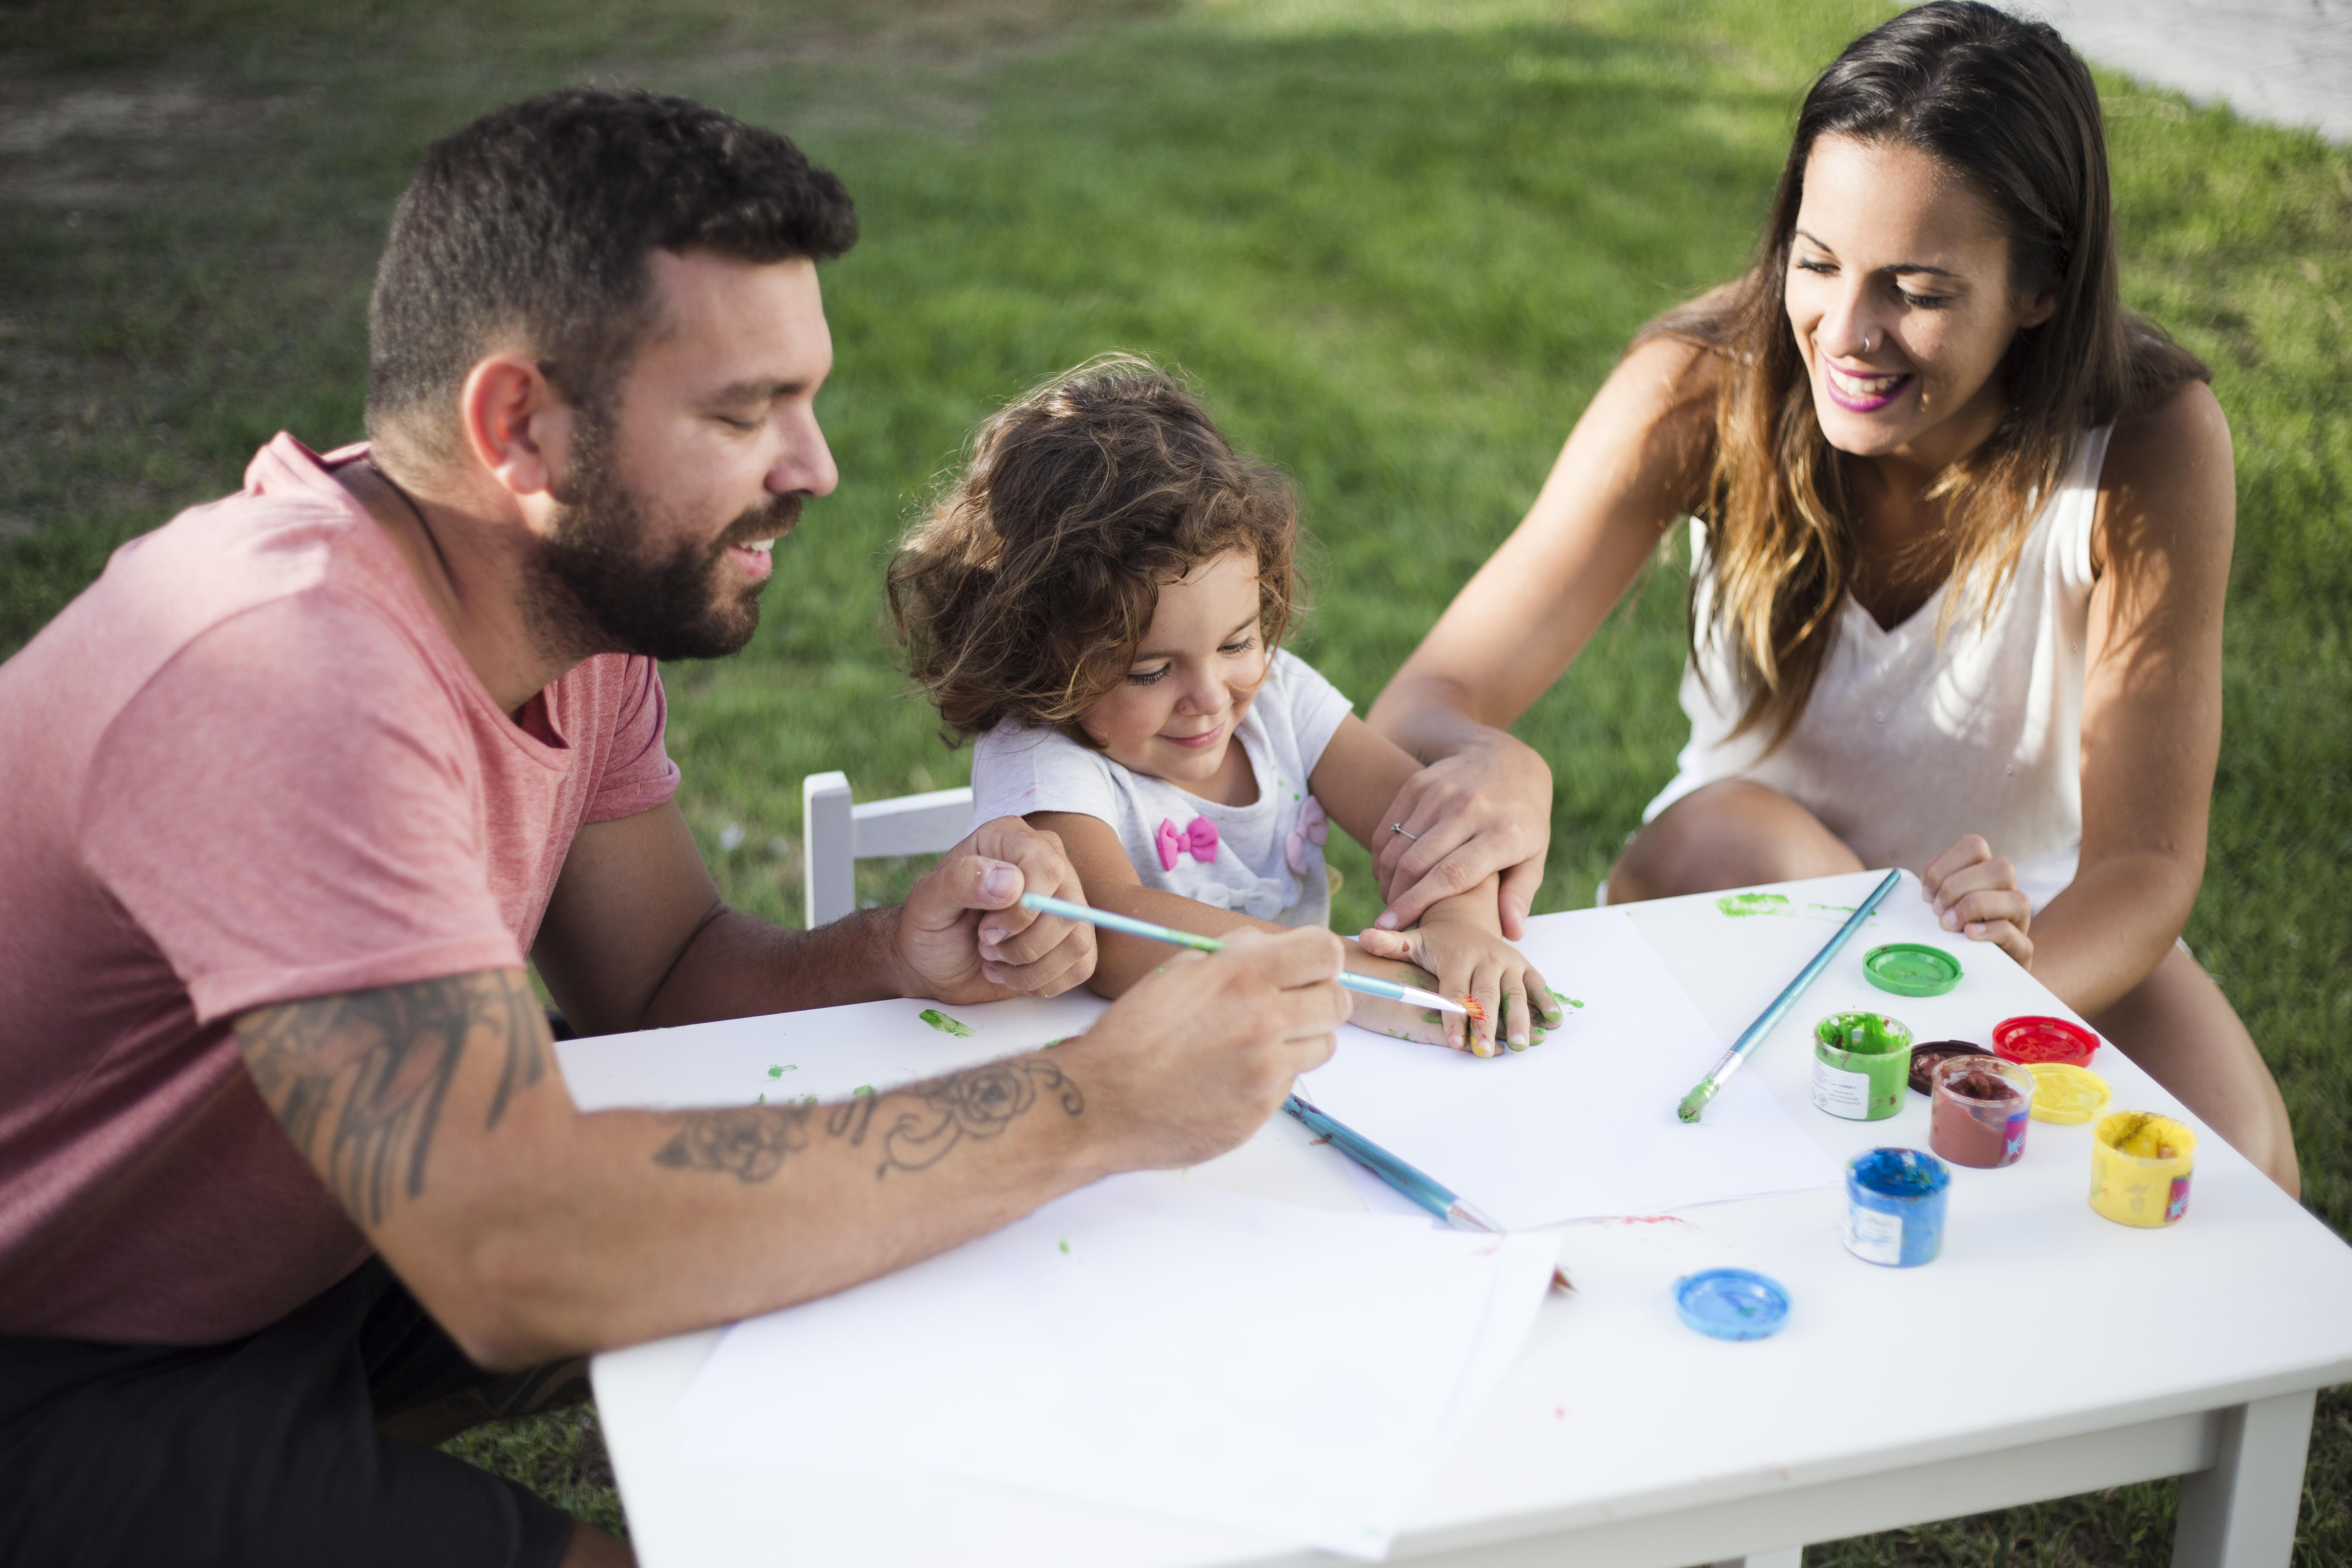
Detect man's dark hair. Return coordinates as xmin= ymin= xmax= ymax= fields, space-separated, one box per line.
xmin=366 ymin=88 xmax=857 ymax=462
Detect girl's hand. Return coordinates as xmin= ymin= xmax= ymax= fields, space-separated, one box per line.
xmin=1920 ymin=836 xmax=2034 ymax=970
xmin=1355 ymin=909 xmax=1562 ymax=1057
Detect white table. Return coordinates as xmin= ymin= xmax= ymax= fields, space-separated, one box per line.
xmin=574 ymin=870 xmax=2352 ymax=1568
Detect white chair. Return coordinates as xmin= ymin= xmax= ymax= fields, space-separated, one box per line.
xmin=800 ymin=771 xmax=975 ymax=928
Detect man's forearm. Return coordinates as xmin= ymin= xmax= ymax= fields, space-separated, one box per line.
xmin=238 ymin=968 xmax=1102 ymax=1367
xmin=640 ymin=904 xmax=911 ymax=1028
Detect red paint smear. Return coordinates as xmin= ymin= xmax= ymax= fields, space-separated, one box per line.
xmin=1595 ymin=1214 xmax=1697 ymax=1228
xmin=1309 ymin=1134 xmax=1333 ymax=1146
xmin=1461 ymin=997 xmax=1486 ymax=1021
xmin=1554 ymin=1407 xmax=1567 ymax=1419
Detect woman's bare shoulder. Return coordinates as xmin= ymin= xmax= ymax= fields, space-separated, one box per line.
xmin=2095 ymin=379 xmax=2234 ymax=575
xmin=2103 ymin=379 xmax=2230 ymax=490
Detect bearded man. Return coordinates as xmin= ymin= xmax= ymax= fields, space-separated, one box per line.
xmin=0 ymin=89 xmax=1348 ymax=1568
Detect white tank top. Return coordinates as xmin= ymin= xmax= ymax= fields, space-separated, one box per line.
xmin=1644 ymin=425 xmax=2112 ymax=912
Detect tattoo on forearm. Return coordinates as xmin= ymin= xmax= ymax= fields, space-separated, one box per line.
xmin=653 ymin=1058 xmax=1083 ymax=1183
xmin=234 ymin=971 xmax=548 ymax=1225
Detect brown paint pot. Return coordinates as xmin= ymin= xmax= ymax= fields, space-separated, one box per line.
xmin=1908 ymin=1040 xmax=1994 ymax=1096
xmin=1928 ymin=1056 xmax=2035 ymax=1170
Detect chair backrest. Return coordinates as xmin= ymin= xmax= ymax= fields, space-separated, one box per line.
xmin=801 ymin=771 xmax=977 ymax=928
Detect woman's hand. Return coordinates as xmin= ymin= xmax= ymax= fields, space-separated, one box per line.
xmin=1370 ymin=732 xmax=1553 ymax=940
xmin=1356 ymin=894 xmax=1562 ymax=1057
xmin=1919 ymin=835 xmax=2034 ymax=971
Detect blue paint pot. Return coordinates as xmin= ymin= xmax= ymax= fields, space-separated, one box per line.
xmin=1674 ymin=1268 xmax=1791 ymax=1340
xmin=1844 ymin=1148 xmax=1951 ymax=1268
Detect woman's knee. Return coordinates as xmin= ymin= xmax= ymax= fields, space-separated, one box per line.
xmin=2096 ymin=946 xmax=2301 ymax=1198
xmin=1609 ymin=781 xmax=1863 ymax=902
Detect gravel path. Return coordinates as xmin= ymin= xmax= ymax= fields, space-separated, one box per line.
xmin=2018 ymin=0 xmax=2351 ymax=143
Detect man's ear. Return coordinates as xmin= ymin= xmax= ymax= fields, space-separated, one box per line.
xmin=457 ymin=353 xmax=575 ymax=501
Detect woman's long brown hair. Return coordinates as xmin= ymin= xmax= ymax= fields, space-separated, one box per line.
xmin=1642 ymin=0 xmax=2207 ymax=750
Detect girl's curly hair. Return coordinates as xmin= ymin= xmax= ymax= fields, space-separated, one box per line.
xmin=888 ymin=355 xmax=1305 ymax=747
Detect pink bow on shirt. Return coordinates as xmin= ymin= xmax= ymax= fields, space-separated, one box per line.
xmin=1284 ymin=795 xmax=1329 ymax=876
xmin=1155 ymin=816 xmax=1219 ymax=871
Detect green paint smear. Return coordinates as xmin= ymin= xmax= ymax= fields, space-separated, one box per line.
xmin=852 ymin=1084 xmax=874 ymax=1097
xmin=1717 ymin=892 xmax=1791 ymax=918
xmin=756 ymin=1093 xmax=764 ymax=1105
xmin=919 ymin=1008 xmax=976 ymax=1037
xmin=1717 ymin=893 xmax=1869 ymax=923
xmin=766 ymin=1063 xmax=795 ymax=1078
xmin=803 ymin=1095 xmax=818 ymax=1107
xmin=1561 ymin=997 xmax=1585 ymax=1009
xmin=1057 ymin=1238 xmax=1071 ymax=1255
xmin=1039 ymin=1036 xmax=1069 ymax=1050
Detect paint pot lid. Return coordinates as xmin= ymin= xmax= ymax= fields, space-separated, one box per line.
xmin=2024 ymin=1063 xmax=2111 ymax=1124
xmin=1863 ymin=943 xmax=1963 ymax=997
xmin=1673 ymin=1268 xmax=1790 ymax=1341
xmin=1993 ymin=1015 xmax=2099 ymax=1066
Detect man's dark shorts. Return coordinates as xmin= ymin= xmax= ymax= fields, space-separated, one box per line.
xmin=0 ymin=1259 xmax=576 ymax=1568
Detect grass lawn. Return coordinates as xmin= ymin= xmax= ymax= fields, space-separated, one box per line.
xmin=4 ymin=0 xmax=2347 ymax=1559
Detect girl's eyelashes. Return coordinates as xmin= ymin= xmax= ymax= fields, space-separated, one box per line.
xmin=1126 ymin=664 xmax=1170 ymax=686
xmin=1792 ymin=256 xmax=1837 ymax=275
xmin=1219 ymin=636 xmax=1256 ymax=655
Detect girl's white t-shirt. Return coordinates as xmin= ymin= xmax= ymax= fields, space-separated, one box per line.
xmin=967 ymin=650 xmax=1354 ymax=928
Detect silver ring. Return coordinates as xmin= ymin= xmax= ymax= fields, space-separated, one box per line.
xmin=1389 ymin=823 xmax=1419 ymax=842
xmin=1862 ymin=331 xmax=1876 ymax=353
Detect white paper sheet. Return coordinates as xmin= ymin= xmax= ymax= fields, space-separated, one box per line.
xmin=1298 ymin=906 xmax=1838 ymax=1230
xmin=673 ymin=1174 xmax=1558 ymax=1559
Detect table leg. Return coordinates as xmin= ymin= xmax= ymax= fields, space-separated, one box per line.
xmin=2171 ymin=1390 xmax=2316 ymax=1568
xmin=1709 ymin=1550 xmax=1802 ymax=1568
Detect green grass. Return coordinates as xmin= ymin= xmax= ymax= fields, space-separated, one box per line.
xmin=4 ymin=0 xmax=2347 ymax=1559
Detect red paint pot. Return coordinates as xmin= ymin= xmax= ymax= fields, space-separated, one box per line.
xmin=1992 ymin=1015 xmax=2098 ymax=1068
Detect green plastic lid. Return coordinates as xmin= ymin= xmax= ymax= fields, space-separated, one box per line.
xmin=1862 ymin=943 xmax=1963 ymax=997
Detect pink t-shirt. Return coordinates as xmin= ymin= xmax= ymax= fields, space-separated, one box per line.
xmin=0 ymin=435 xmax=680 ymax=1345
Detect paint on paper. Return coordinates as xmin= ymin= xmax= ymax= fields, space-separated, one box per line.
xmin=919 ymin=1008 xmax=976 ymax=1037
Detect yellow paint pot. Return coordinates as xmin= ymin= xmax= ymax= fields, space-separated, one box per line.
xmin=2025 ymin=1063 xmax=2111 ymax=1124
xmin=2089 ymin=1112 xmax=2196 ymax=1228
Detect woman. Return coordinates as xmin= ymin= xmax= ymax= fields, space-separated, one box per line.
xmin=1365 ymin=1 xmax=2298 ymax=1190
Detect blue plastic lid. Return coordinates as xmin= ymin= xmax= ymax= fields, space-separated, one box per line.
xmin=1673 ymin=1268 xmax=1791 ymax=1341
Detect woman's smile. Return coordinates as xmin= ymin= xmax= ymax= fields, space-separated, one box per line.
xmin=1822 ymin=362 xmax=1914 ymax=413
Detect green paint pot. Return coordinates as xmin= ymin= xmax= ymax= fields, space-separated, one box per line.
xmin=1811 ymin=1011 xmax=1914 ymax=1121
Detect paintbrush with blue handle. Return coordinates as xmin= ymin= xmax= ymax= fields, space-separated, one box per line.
xmin=1674 ymin=868 xmax=1904 ymax=1123
xmin=1016 ymin=892 xmax=1477 ymax=1018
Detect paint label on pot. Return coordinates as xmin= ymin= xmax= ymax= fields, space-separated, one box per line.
xmin=1845 ymin=1204 xmax=1904 ymax=1266
xmin=2167 ymin=1175 xmax=2191 ymax=1222
xmin=1813 ymin=1057 xmax=1874 ymax=1119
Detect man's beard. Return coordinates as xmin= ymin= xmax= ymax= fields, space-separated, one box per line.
xmin=530 ymin=415 xmax=800 ymax=663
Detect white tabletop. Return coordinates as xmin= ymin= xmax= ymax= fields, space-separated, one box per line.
xmin=578 ymin=871 xmax=2352 ymax=1568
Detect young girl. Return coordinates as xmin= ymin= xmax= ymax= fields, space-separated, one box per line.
xmin=889 ymin=356 xmax=1561 ymax=1055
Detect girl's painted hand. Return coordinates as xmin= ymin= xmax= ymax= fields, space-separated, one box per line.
xmin=1920 ymin=835 xmax=2034 ymax=970
xmin=1356 ymin=916 xmax=1562 ymax=1057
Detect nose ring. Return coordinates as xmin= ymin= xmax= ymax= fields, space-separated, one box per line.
xmin=1862 ymin=331 xmax=1876 ymax=354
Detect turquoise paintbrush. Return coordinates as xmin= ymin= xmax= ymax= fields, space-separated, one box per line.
xmin=1016 ymin=892 xmax=1473 ymax=1017
xmin=1675 ymin=869 xmax=1904 ymax=1123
